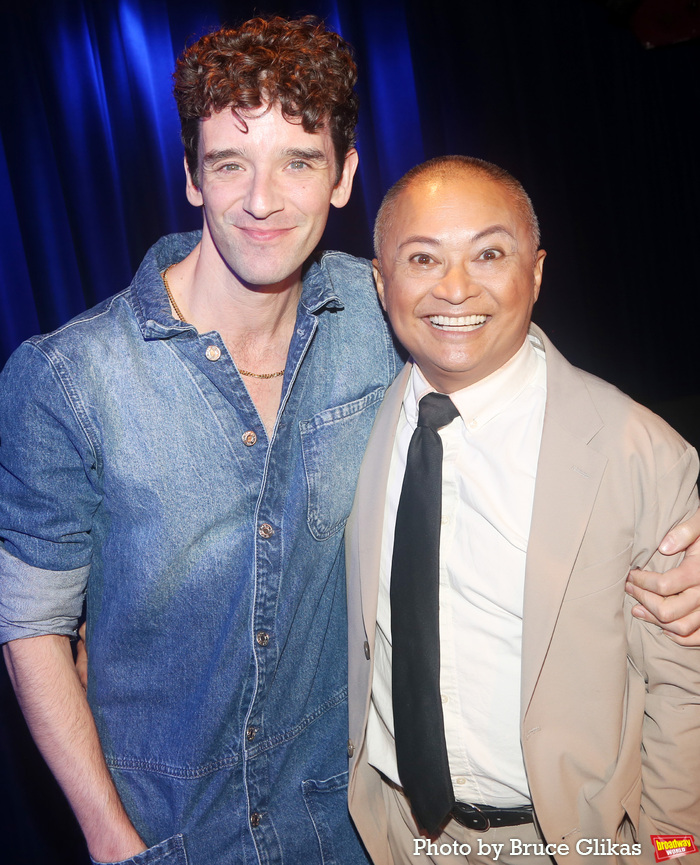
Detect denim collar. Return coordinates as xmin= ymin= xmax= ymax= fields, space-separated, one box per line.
xmin=129 ymin=231 xmax=344 ymax=341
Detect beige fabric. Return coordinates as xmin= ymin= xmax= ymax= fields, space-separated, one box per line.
xmin=346 ymin=325 xmax=700 ymax=865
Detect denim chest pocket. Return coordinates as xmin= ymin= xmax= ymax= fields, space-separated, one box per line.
xmin=300 ymin=387 xmax=386 ymax=540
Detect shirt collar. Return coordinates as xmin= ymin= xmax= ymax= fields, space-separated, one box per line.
xmin=299 ymin=253 xmax=344 ymax=314
xmin=130 ymin=233 xmax=343 ymax=340
xmin=405 ymin=335 xmax=543 ymax=431
xmin=131 ymin=231 xmax=201 ymax=340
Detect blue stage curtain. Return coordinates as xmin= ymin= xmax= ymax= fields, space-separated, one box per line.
xmin=0 ymin=0 xmax=216 ymax=365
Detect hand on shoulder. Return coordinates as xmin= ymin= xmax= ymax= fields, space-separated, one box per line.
xmin=627 ymin=510 xmax=700 ymax=646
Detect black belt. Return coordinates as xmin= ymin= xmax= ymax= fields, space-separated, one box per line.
xmin=450 ymin=802 xmax=534 ymax=831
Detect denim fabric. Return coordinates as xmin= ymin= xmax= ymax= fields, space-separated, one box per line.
xmin=0 ymin=232 xmax=401 ymax=864
xmin=90 ymin=834 xmax=188 ymax=865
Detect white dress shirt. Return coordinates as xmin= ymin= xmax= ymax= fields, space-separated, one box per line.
xmin=366 ymin=334 xmax=547 ymax=807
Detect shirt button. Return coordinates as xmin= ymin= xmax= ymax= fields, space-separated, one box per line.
xmin=468 ymin=418 xmax=478 ymax=429
xmin=205 ymin=345 xmax=221 ymax=362
xmin=242 ymin=431 xmax=257 ymax=447
xmin=347 ymin=739 xmax=355 ymax=758
xmin=250 ymin=812 xmax=261 ymax=828
xmin=258 ymin=523 xmax=274 ymax=538
xmin=455 ymin=777 xmax=466 ymax=786
xmin=256 ymin=631 xmax=270 ymax=647
xmin=364 ymin=641 xmax=370 ymax=660
xmin=246 ymin=726 xmax=258 ymax=742
xmin=441 ymin=694 xmax=448 ymax=704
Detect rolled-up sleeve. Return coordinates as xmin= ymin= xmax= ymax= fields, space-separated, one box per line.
xmin=0 ymin=546 xmax=89 ymax=642
xmin=0 ymin=340 xmax=100 ymax=643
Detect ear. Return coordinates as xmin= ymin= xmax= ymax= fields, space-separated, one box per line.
xmin=330 ymin=148 xmax=359 ymax=209
xmin=185 ymin=155 xmax=203 ymax=207
xmin=532 ymin=248 xmax=546 ymax=303
xmin=372 ymin=259 xmax=387 ymax=311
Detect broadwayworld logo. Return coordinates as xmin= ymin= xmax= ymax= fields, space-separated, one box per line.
xmin=651 ymin=836 xmax=698 ymax=862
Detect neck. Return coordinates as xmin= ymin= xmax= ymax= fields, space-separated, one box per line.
xmin=169 ymin=243 xmax=302 ymax=344
xmin=163 ymin=241 xmax=302 ymax=436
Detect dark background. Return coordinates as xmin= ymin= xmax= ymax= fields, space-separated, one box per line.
xmin=1 ymin=0 xmax=699 ymax=861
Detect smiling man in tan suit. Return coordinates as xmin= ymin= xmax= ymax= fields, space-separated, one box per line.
xmin=345 ymin=156 xmax=700 ymax=864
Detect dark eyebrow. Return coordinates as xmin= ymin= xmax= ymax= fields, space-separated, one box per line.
xmin=202 ymin=148 xmax=245 ymax=169
xmin=284 ymin=148 xmax=327 ymax=161
xmin=201 ymin=147 xmax=328 ymax=169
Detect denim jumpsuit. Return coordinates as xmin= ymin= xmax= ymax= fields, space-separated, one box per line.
xmin=0 ymin=231 xmax=401 ymax=865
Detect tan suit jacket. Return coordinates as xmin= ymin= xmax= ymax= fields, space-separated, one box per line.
xmin=346 ymin=326 xmax=700 ymax=865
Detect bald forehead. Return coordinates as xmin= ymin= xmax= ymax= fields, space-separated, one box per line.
xmin=374 ymin=156 xmax=540 ymax=261
xmin=376 ymin=163 xmax=536 ymax=263
xmin=402 ymin=165 xmax=519 ymax=214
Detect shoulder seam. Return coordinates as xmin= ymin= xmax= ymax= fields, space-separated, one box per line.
xmin=25 ymin=342 xmax=103 ymax=475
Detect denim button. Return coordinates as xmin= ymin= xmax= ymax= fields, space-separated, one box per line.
xmin=363 ymin=640 xmax=370 ymax=660
xmin=347 ymin=739 xmax=355 ymax=757
xmin=250 ymin=812 xmax=261 ymax=827
xmin=205 ymin=345 xmax=221 ymax=361
xmin=258 ymin=523 xmax=274 ymax=538
xmin=246 ymin=726 xmax=257 ymax=741
xmin=242 ymin=431 xmax=257 ymax=446
xmin=256 ymin=631 xmax=270 ymax=647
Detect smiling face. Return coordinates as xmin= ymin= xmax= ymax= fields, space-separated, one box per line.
xmin=186 ymin=103 xmax=358 ymax=291
xmin=374 ymin=169 xmax=546 ymax=393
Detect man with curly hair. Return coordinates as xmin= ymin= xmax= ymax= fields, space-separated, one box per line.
xmin=0 ymin=17 xmax=398 ymax=865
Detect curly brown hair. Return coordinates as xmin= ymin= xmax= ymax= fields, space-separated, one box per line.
xmin=173 ymin=16 xmax=359 ymax=185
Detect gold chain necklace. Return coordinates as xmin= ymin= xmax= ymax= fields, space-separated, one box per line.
xmin=160 ymin=265 xmax=285 ymax=380
xmin=161 ymin=264 xmax=187 ymax=322
xmin=237 ymin=367 xmax=285 ymax=379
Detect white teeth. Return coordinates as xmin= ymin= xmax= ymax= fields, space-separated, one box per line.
xmin=429 ymin=314 xmax=487 ymax=330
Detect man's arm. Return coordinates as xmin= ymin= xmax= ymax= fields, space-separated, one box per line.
xmin=3 ymin=635 xmax=147 ymax=863
xmin=627 ymin=604 xmax=700 ymax=848
xmin=625 ymin=443 xmax=700 ymax=848
xmin=627 ymin=509 xmax=700 ymax=645
xmin=0 ymin=345 xmax=149 ymax=861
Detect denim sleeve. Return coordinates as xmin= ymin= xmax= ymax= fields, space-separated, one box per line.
xmin=0 ymin=546 xmax=89 ymax=641
xmin=0 ymin=341 xmax=99 ymax=643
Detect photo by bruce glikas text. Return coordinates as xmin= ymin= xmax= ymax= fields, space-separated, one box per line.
xmin=412 ymin=838 xmax=643 ymax=859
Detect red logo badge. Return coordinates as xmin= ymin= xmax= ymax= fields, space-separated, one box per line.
xmin=651 ymin=836 xmax=698 ymax=862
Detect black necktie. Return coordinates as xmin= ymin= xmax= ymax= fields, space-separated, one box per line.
xmin=390 ymin=391 xmax=459 ymax=835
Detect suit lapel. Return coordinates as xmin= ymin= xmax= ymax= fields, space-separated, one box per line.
xmin=353 ymin=364 xmax=411 ymax=649
xmin=521 ymin=328 xmax=608 ymax=716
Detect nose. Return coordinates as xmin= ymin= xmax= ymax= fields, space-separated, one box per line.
xmin=243 ymin=168 xmax=284 ymax=219
xmin=432 ymin=264 xmax=480 ymax=305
